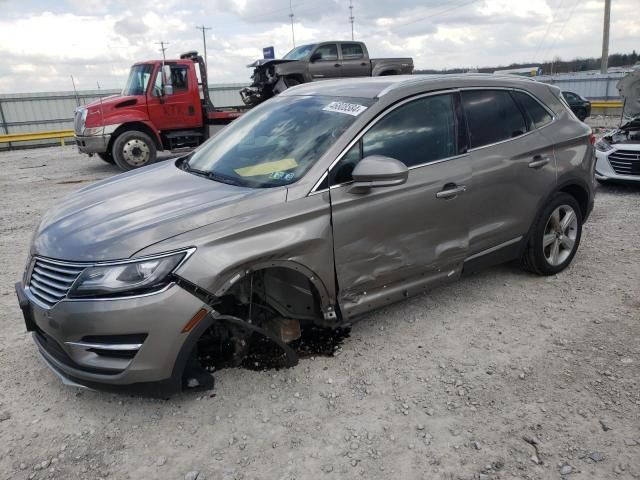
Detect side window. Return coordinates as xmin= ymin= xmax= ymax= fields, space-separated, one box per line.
xmin=329 ymin=94 xmax=457 ymax=185
xmin=461 ymin=90 xmax=527 ymax=148
xmin=171 ymin=66 xmax=189 ymax=91
xmin=563 ymin=92 xmax=577 ymax=102
xmin=152 ymin=69 xmax=163 ymax=96
xmin=512 ymin=91 xmax=553 ymax=129
xmin=341 ymin=43 xmax=364 ymax=60
xmin=314 ymin=44 xmax=338 ymax=61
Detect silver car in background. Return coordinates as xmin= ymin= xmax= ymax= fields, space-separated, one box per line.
xmin=15 ymin=74 xmax=595 ymax=395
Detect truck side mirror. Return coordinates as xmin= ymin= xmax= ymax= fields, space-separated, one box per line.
xmin=310 ymin=52 xmax=322 ymax=62
xmin=162 ymin=65 xmax=173 ymax=96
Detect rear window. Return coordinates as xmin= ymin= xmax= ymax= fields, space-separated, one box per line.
xmin=461 ymin=90 xmax=527 ymax=149
xmin=512 ymin=91 xmax=553 ymax=129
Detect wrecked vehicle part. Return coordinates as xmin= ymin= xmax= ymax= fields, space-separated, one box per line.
xmin=618 ymin=68 xmax=640 ymax=119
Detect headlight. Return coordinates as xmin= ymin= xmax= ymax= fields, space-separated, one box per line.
xmin=68 ymin=249 xmax=193 ymax=298
xmin=595 ymin=139 xmax=612 ymax=152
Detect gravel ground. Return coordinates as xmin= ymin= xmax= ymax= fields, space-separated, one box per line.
xmin=0 ymin=146 xmax=639 ymax=480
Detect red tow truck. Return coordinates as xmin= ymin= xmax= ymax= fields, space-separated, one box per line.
xmin=73 ymin=51 xmax=246 ymax=170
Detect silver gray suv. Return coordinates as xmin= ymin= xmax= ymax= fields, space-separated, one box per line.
xmin=15 ymin=75 xmax=595 ymax=394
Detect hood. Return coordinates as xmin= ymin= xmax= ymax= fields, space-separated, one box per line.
xmin=618 ymin=69 xmax=640 ymax=119
xmin=32 ymin=160 xmax=287 ymax=262
xmin=82 ymin=94 xmax=147 ymax=128
xmin=247 ymin=58 xmax=297 ymax=68
xmin=84 ymin=94 xmax=127 ymax=110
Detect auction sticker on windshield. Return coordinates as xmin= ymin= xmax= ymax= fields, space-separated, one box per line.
xmin=322 ymin=101 xmax=368 ymax=116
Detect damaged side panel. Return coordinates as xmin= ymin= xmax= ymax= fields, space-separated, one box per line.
xmin=138 ymin=190 xmax=338 ymax=321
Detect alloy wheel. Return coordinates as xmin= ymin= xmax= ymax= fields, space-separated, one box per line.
xmin=542 ymin=204 xmax=578 ymax=266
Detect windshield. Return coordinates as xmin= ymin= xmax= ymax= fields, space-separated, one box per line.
xmin=283 ymin=44 xmax=315 ymax=60
xmin=185 ymin=95 xmax=373 ymax=188
xmin=122 ymin=64 xmax=154 ymax=96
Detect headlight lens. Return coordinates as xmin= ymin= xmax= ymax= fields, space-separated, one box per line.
xmin=68 ymin=250 xmax=190 ymax=298
xmin=595 ymin=139 xmax=612 ymax=152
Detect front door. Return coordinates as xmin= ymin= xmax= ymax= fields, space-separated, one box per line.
xmin=338 ymin=43 xmax=369 ymax=77
xmin=146 ymin=63 xmax=201 ymax=131
xmin=328 ymin=93 xmax=471 ymax=318
xmin=461 ymin=89 xmax=557 ymax=256
xmin=308 ymin=43 xmax=341 ymax=80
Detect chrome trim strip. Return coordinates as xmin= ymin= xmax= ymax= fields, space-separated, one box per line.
xmin=65 ymin=341 xmax=143 ymax=351
xmin=464 ymin=236 xmax=523 ymax=263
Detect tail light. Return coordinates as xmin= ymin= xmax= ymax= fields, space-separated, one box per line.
xmin=589 ymin=132 xmax=596 ymax=145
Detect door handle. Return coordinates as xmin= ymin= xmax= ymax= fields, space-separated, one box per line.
xmin=334 ymin=63 xmax=341 ymax=67
xmin=436 ymin=184 xmax=466 ymax=199
xmin=528 ymin=155 xmax=551 ymax=169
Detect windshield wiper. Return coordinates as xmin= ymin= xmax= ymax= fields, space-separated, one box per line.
xmin=182 ymin=163 xmax=242 ymax=187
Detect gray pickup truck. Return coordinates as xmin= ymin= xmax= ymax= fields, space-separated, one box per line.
xmin=240 ymin=41 xmax=414 ymax=106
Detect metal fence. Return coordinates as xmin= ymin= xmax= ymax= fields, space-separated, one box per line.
xmin=536 ymin=72 xmax=626 ymax=100
xmin=0 ymin=84 xmax=248 ymax=150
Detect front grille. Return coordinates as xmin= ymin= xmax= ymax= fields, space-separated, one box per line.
xmin=608 ymin=149 xmax=640 ymax=176
xmin=73 ymin=109 xmax=85 ymax=135
xmin=28 ymin=257 xmax=86 ymax=308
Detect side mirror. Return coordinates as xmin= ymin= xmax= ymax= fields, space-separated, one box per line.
xmin=310 ymin=52 xmax=322 ymax=62
xmin=350 ymin=155 xmax=408 ymax=193
xmin=161 ymin=65 xmax=173 ymax=96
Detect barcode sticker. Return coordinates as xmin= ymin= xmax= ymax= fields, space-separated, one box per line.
xmin=322 ymin=101 xmax=368 ymax=116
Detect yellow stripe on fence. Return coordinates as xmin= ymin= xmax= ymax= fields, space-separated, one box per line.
xmin=0 ymin=129 xmax=75 ymax=146
xmin=591 ymin=101 xmax=623 ymax=108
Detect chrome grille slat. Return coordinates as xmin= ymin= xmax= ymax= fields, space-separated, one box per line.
xmin=28 ymin=257 xmax=86 ymax=308
xmin=32 ymin=266 xmax=77 ymax=284
xmin=30 ymin=273 xmax=73 ymax=292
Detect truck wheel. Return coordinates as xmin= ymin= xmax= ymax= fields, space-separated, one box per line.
xmin=112 ymin=131 xmax=157 ymax=171
xmin=97 ymin=152 xmax=115 ymax=164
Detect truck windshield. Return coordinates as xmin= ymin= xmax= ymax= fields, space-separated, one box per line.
xmin=283 ymin=44 xmax=315 ymax=60
xmin=122 ymin=64 xmax=154 ymax=96
xmin=184 ymin=95 xmax=373 ymax=188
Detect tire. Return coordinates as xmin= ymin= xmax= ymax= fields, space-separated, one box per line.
xmin=112 ymin=130 xmax=157 ymax=171
xmin=284 ymin=77 xmax=301 ymax=87
xmin=97 ymin=152 xmax=115 ymax=164
xmin=576 ymin=108 xmax=587 ymax=122
xmin=520 ymin=192 xmax=583 ymax=276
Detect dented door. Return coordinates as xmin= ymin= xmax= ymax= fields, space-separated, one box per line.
xmin=330 ymin=159 xmax=471 ymax=319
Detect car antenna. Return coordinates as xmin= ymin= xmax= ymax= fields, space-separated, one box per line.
xmin=96 ymin=81 xmax=104 ymax=127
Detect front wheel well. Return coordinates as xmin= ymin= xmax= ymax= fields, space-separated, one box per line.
xmin=108 ymin=122 xmax=162 ymax=154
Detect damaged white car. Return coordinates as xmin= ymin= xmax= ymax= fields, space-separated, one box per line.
xmin=595 ymin=70 xmax=640 ymax=184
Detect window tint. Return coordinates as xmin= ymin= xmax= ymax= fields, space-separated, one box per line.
xmin=341 ymin=43 xmax=364 ymax=60
xmin=512 ymin=91 xmax=553 ymax=129
xmin=562 ymin=91 xmax=578 ymax=102
xmin=329 ymin=94 xmax=457 ymax=185
xmin=461 ymin=90 xmax=527 ymax=148
xmin=315 ymin=44 xmax=338 ymax=61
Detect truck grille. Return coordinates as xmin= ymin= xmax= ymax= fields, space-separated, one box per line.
xmin=28 ymin=258 xmax=86 ymax=308
xmin=608 ymin=149 xmax=640 ymax=176
xmin=73 ymin=109 xmax=85 ymax=135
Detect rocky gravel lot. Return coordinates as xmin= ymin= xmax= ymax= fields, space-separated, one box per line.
xmin=0 ymin=146 xmax=639 ymax=480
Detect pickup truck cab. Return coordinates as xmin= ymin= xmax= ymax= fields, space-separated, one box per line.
xmin=240 ymin=41 xmax=414 ymax=106
xmin=74 ymin=52 xmax=244 ymax=171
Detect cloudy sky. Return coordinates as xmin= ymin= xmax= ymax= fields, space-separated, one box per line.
xmin=0 ymin=0 xmax=637 ymax=93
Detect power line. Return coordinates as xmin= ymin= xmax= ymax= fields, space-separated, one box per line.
xmin=196 ymin=25 xmax=212 ymax=69
xmin=155 ymin=40 xmax=169 ymax=61
xmin=289 ymin=0 xmax=296 ymax=48
xmin=349 ymin=0 xmax=355 ymax=41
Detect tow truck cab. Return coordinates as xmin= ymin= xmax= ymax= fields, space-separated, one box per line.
xmin=74 ymin=51 xmax=244 ymax=170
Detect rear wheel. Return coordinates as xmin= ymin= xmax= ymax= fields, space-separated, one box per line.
xmin=576 ymin=108 xmax=587 ymax=121
xmin=97 ymin=152 xmax=114 ymax=164
xmin=112 ymin=131 xmax=157 ymax=171
xmin=521 ymin=193 xmax=582 ymax=275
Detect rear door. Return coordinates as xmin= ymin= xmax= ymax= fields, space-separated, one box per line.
xmin=461 ymin=89 xmax=557 ymax=257
xmin=308 ymin=43 xmax=341 ymax=80
xmin=147 ymin=63 xmax=201 ymax=131
xmin=338 ymin=43 xmax=370 ymax=77
xmin=328 ymin=92 xmax=471 ymax=318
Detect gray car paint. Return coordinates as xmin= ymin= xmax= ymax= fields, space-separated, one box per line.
xmin=22 ymin=74 xmax=595 ymax=390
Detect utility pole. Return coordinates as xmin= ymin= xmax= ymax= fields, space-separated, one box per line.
xmin=349 ymin=0 xmax=355 ymax=41
xmin=196 ymin=25 xmax=212 ymax=69
xmin=600 ymin=0 xmax=611 ymax=74
xmin=289 ymin=0 xmax=295 ymax=48
xmin=156 ymin=41 xmax=169 ymax=61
